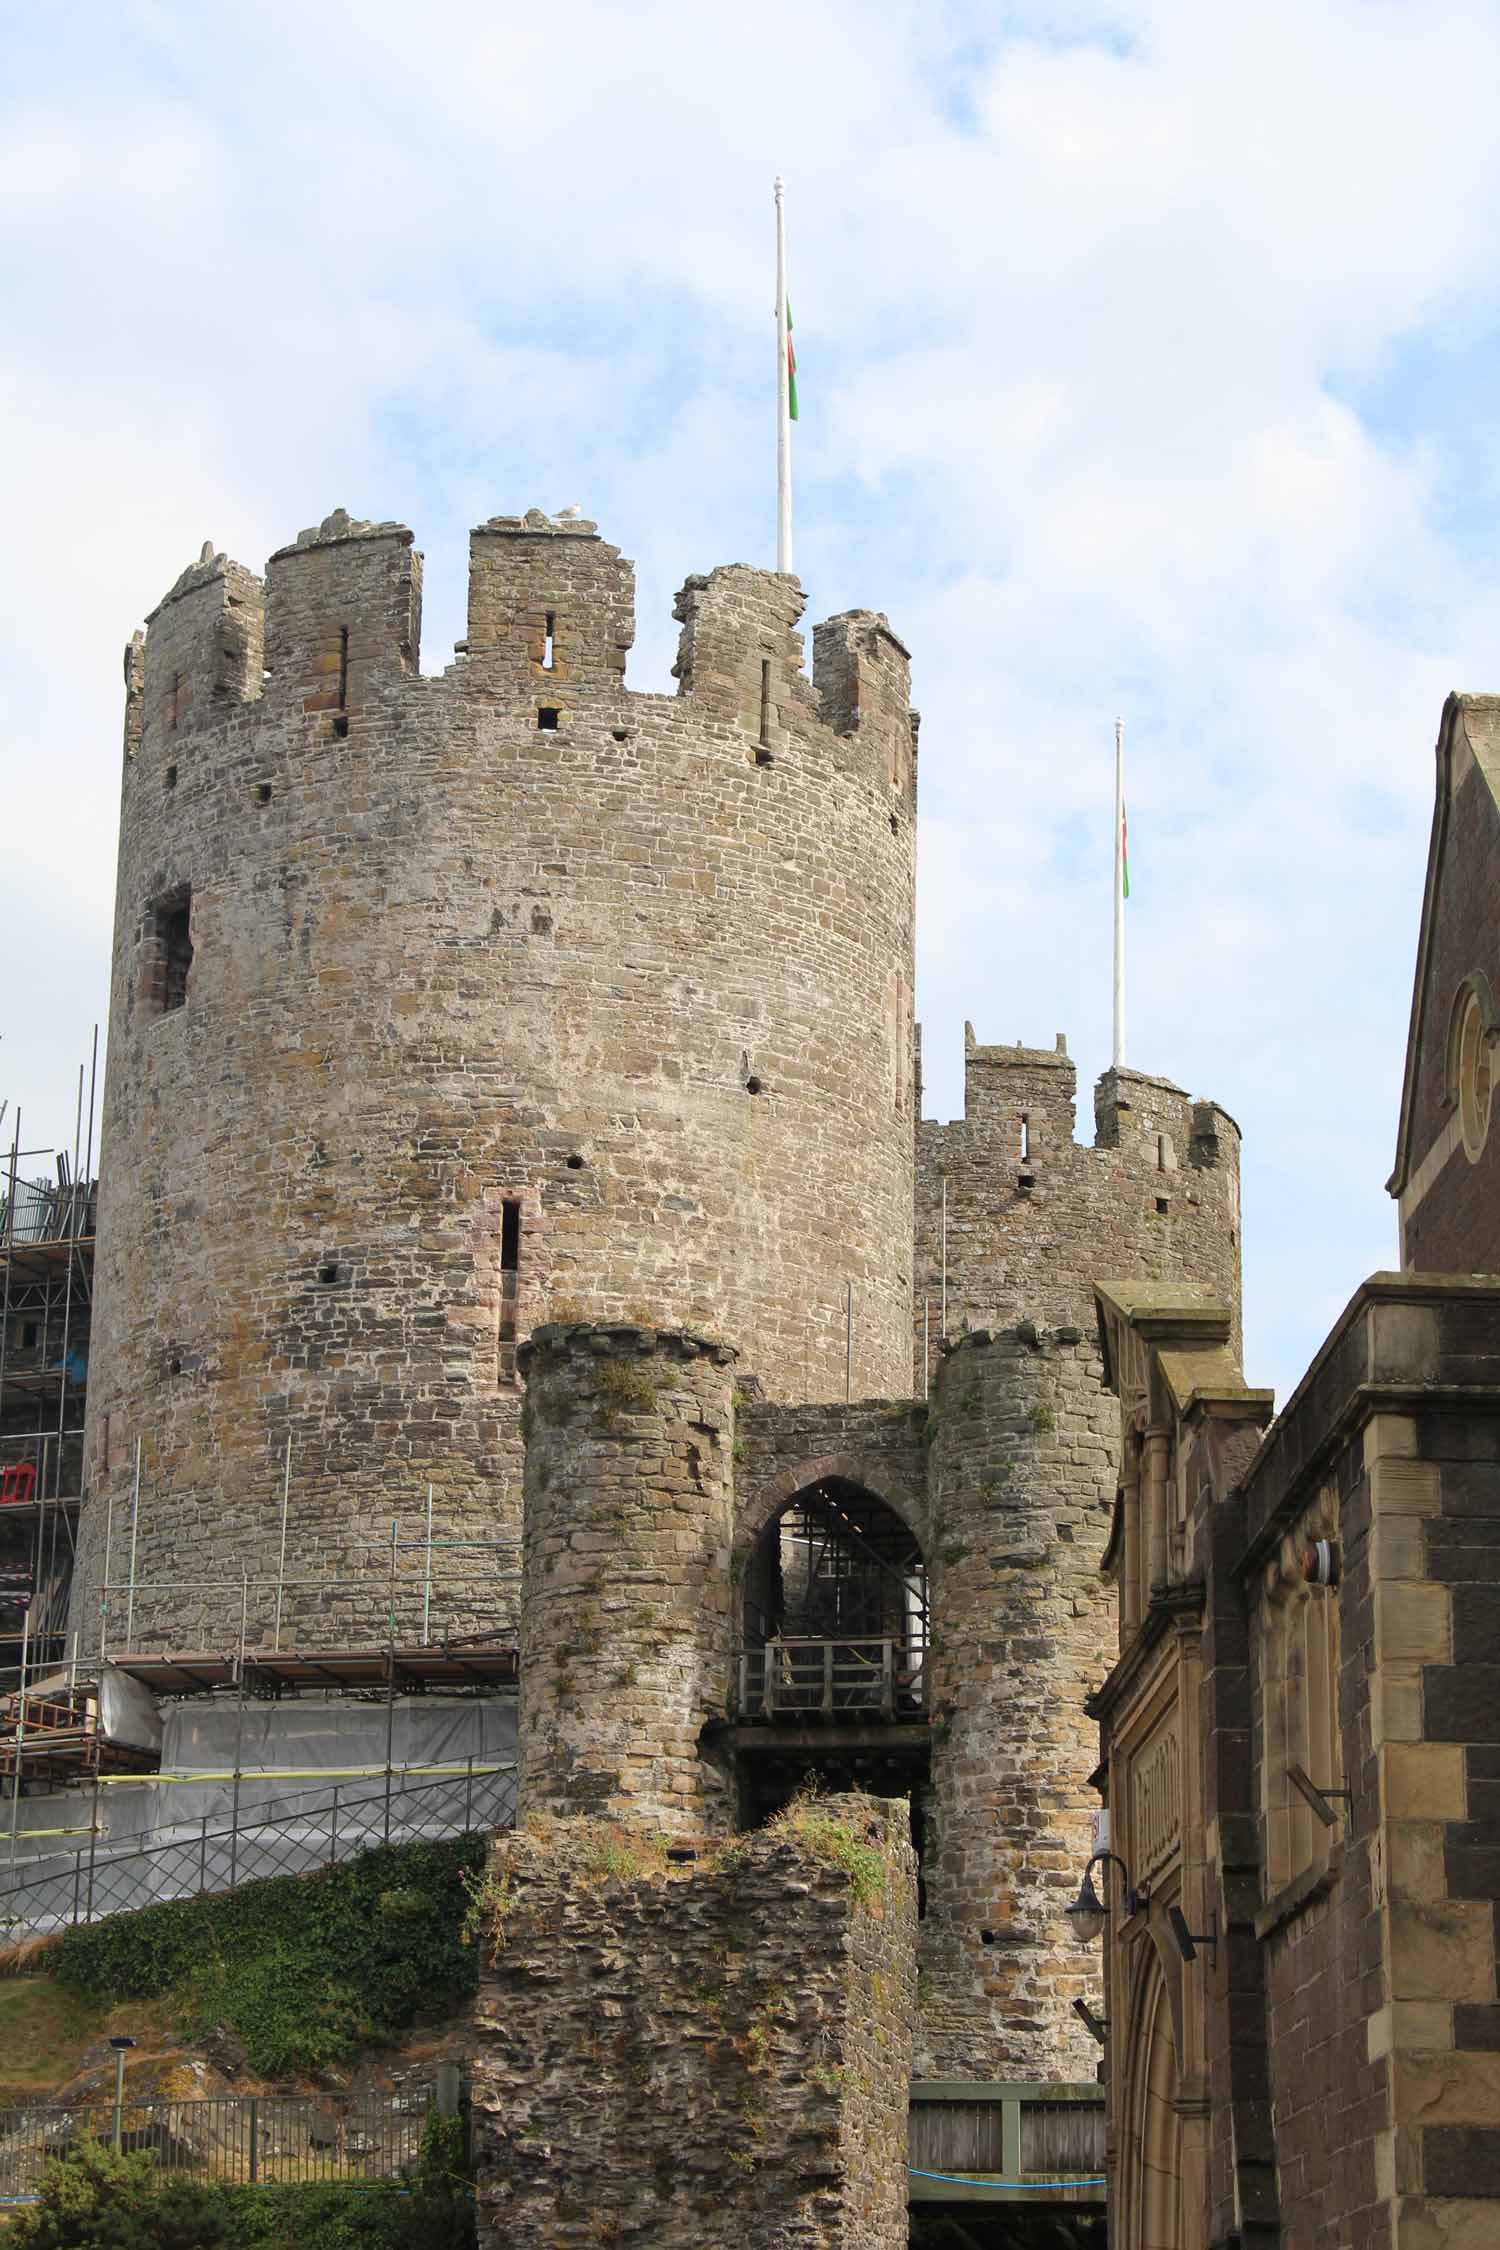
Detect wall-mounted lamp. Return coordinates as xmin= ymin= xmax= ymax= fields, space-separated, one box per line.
xmin=1072 ymin=1996 xmax=1109 ymax=2044
xmin=1287 ymin=1762 xmax=1351 ymax=1829
xmin=1065 ymin=1851 xmax=1149 ymax=1943
xmin=1167 ymin=1904 xmax=1218 ymax=1968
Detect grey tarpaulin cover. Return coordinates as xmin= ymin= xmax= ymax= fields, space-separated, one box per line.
xmin=3 ymin=1694 xmax=517 ymax=1930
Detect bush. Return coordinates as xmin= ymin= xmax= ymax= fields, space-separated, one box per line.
xmin=9 ymin=2127 xmax=477 ymax=2250
xmin=48 ymin=1836 xmax=486 ymax=2077
xmin=8 ymin=2136 xmax=229 ymax=2249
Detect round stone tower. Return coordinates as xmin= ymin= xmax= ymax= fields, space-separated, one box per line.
xmin=918 ymin=1325 xmax=1117 ymax=2082
xmin=74 ymin=509 xmax=917 ymax=1651
xmin=516 ymin=1323 xmax=738 ymax=1838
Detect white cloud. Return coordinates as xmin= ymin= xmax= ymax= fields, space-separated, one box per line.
xmin=5 ymin=0 xmax=1500 ymax=1399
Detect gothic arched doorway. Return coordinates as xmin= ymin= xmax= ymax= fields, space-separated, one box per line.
xmin=1122 ymin=1946 xmax=1184 ymax=2250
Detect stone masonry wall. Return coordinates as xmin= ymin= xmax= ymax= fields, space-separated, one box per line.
xmin=1244 ymin=1429 xmax=1385 ymax=2250
xmin=517 ymin=1323 xmax=738 ymax=1838
xmin=732 ymin=1397 xmax=932 ymax=1561
xmin=1233 ymin=1277 xmax=1500 ymax=2250
xmin=918 ymin=1325 xmax=1117 ymax=2081
xmin=75 ymin=506 xmax=916 ymax=1652
xmin=470 ymin=1795 xmax=918 ymax=2249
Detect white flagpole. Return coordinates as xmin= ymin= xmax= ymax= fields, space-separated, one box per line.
xmin=774 ymin=175 xmax=793 ymax=576
xmin=1112 ymin=716 xmax=1126 ymax=1070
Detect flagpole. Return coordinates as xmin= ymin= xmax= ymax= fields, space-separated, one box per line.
xmin=1112 ymin=716 xmax=1126 ymax=1071
xmin=774 ymin=175 xmax=793 ymax=576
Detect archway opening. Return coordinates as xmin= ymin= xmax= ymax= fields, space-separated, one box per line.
xmin=740 ymin=1478 xmax=927 ymax=1718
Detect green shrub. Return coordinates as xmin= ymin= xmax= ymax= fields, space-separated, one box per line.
xmin=49 ymin=1836 xmax=486 ymax=2077
xmin=8 ymin=2135 xmax=228 ymax=2250
xmin=10 ymin=2131 xmax=477 ymax=2250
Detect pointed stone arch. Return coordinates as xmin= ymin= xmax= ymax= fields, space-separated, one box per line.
xmin=1120 ymin=1932 xmax=1186 ymax=2250
xmin=732 ymin=1449 xmax=930 ymax=1572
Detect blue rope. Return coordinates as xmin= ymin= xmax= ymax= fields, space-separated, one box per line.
xmin=908 ymin=2166 xmax=1107 ymax=2189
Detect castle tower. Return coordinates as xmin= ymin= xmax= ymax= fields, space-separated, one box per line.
xmin=74 ymin=510 xmax=917 ymax=1653
xmin=516 ymin=1323 xmax=738 ymax=1838
xmin=910 ymin=1031 xmax=1242 ymax=2079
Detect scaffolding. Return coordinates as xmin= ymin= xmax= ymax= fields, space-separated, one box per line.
xmin=0 ymin=1043 xmax=99 ymax=1701
xmin=0 ymin=1531 xmax=522 ymax=1849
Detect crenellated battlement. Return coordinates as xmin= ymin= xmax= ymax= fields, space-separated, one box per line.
xmin=464 ymin=510 xmax=632 ymax=697
xmin=812 ymin=610 xmax=917 ymax=804
xmin=126 ymin=509 xmax=914 ymax=794
xmin=263 ymin=511 xmax=421 ymax=727
xmin=136 ymin=543 xmax=263 ymax=754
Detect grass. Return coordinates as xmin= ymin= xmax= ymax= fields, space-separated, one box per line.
xmin=0 ymin=1976 xmax=108 ymax=2098
xmin=0 ymin=1978 xmax=204 ymax=2103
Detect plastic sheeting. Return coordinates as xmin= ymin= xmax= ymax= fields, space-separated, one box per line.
xmin=2 ymin=1694 xmax=517 ymax=1933
xmin=98 ymin=1667 xmax=163 ymax=1756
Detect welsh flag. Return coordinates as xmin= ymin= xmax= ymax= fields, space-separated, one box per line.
xmin=1121 ymin=802 xmax=1130 ymax=899
xmin=786 ymin=299 xmax=798 ymax=421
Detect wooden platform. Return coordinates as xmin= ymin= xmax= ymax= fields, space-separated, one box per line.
xmin=110 ymin=1639 xmax=521 ymax=1699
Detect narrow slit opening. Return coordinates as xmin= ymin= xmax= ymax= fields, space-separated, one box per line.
xmin=498 ymin=1200 xmax=521 ymax=1373
xmin=1020 ymin=1116 xmax=1030 ymax=1161
xmin=332 ymin=625 xmax=350 ymax=737
xmin=542 ymin=612 xmax=555 ymax=671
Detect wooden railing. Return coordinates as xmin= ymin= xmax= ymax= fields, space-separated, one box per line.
xmin=734 ymin=1637 xmax=926 ymax=1720
xmin=908 ymin=2080 xmax=1105 ymax=2199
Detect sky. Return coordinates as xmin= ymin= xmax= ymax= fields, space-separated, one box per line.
xmin=4 ymin=0 xmax=1499 ymax=1407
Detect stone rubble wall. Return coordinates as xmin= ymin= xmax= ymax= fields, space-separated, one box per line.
xmin=517 ymin=1323 xmax=738 ymax=1838
xmin=470 ymin=1795 xmax=917 ymax=2250
xmin=74 ymin=508 xmax=916 ymax=1652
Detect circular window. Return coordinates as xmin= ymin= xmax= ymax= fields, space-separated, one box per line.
xmin=1458 ymin=987 xmax=1494 ymax=1163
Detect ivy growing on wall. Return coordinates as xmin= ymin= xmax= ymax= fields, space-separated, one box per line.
xmin=49 ymin=1836 xmax=486 ymax=2077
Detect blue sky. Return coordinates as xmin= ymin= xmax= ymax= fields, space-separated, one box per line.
xmin=5 ymin=0 xmax=1499 ymax=1404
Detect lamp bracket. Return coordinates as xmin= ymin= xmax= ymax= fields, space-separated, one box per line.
xmin=1286 ymin=1761 xmax=1350 ymax=1828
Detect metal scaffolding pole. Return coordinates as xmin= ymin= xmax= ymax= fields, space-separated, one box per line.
xmin=228 ymin=1572 xmax=248 ymax=1890
xmin=124 ymin=1438 xmax=142 ymax=1646
xmin=8 ymin=1598 xmax=32 ymax=1866
xmin=98 ymin=1485 xmax=114 ymax=1668
xmin=384 ymin=1520 xmax=398 ymax=1845
xmin=422 ymin=1485 xmax=434 ymax=1645
xmin=273 ymin=1435 xmax=291 ymax=1651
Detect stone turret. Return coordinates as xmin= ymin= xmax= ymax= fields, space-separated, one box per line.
xmin=918 ymin=1325 xmax=1116 ymax=2080
xmin=516 ymin=1323 xmax=738 ymax=1838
